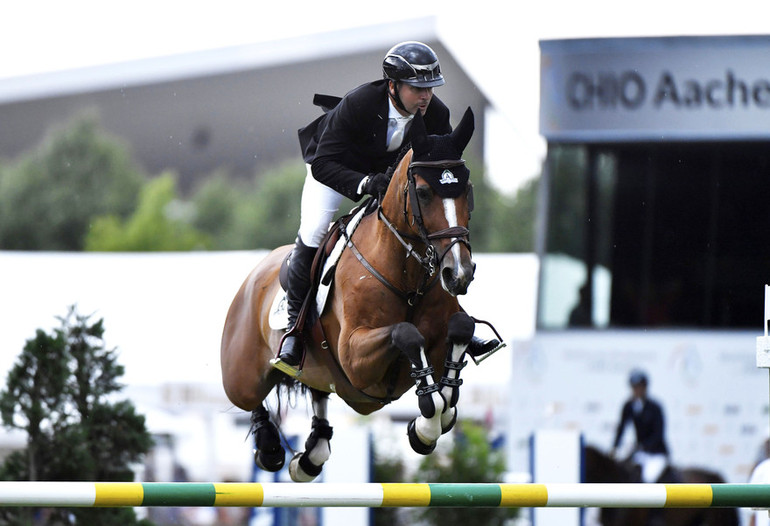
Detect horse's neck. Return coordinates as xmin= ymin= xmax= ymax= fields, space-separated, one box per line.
xmin=353 ymin=184 xmax=426 ymax=288
xmin=370 ymin=205 xmax=422 ymax=272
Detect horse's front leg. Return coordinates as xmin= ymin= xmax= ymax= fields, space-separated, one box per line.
xmin=438 ymin=312 xmax=475 ymax=434
xmin=288 ymin=389 xmax=333 ymax=482
xmin=391 ymin=322 xmax=446 ymax=454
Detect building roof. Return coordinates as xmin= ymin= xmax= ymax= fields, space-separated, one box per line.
xmin=0 ymin=16 xmax=440 ymax=105
xmin=0 ymin=17 xmax=488 ymax=191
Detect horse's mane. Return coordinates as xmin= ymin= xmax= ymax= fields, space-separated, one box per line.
xmin=387 ymin=142 xmax=413 ymax=177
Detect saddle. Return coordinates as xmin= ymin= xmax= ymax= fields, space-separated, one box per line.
xmin=273 ymin=199 xmax=406 ymax=403
xmin=277 ymin=198 xmax=377 ymax=332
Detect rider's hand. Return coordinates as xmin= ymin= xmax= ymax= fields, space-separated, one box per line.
xmin=361 ymin=172 xmax=390 ymax=197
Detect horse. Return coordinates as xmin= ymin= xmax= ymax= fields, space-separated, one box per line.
xmin=221 ymin=108 xmax=482 ymax=482
xmin=583 ymin=445 xmax=739 ymax=526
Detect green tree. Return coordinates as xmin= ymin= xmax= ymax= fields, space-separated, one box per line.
xmin=410 ymin=420 xmax=517 ymax=526
xmin=190 ymin=157 xmax=534 ymax=252
xmin=0 ymin=118 xmax=144 ymax=250
xmin=0 ymin=115 xmax=539 ymax=252
xmin=86 ymin=172 xmax=210 ymax=251
xmin=190 ymin=171 xmax=245 ymax=250
xmin=0 ymin=306 xmax=153 ymax=525
xmin=192 ymin=161 xmax=309 ymax=250
xmin=507 ymin=176 xmax=539 ymax=253
xmin=464 ymin=157 xmax=537 ymax=253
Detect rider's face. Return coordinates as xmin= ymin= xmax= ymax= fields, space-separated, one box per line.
xmin=391 ymin=82 xmax=433 ymax=116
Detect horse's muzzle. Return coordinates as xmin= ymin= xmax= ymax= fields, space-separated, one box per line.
xmin=440 ymin=256 xmax=475 ymax=296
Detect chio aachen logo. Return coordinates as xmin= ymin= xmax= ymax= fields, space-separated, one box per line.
xmin=567 ymin=70 xmax=770 ymax=110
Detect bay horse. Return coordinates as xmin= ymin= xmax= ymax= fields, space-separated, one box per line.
xmin=221 ymin=108 xmax=482 ymax=482
xmin=583 ymin=445 xmax=739 ymax=526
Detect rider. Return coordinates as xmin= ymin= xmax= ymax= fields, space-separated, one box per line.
xmin=271 ymin=41 xmax=500 ymax=377
xmin=611 ymin=369 xmax=670 ymax=483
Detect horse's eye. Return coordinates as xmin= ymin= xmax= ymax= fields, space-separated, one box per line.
xmin=416 ymin=185 xmax=433 ymax=205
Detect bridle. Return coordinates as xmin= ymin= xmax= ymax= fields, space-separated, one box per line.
xmin=343 ymin=156 xmax=473 ymax=311
xmin=401 ymin=159 xmax=473 ymax=274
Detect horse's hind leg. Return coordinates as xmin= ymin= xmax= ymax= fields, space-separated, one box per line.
xmin=251 ymin=405 xmax=286 ymax=472
xmin=438 ymin=312 xmax=475 ymax=434
xmin=288 ymin=389 xmax=333 ymax=482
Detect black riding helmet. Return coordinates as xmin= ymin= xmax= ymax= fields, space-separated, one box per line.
xmin=383 ymin=41 xmax=445 ymax=113
xmin=629 ymin=369 xmax=648 ymax=387
xmin=382 ymin=41 xmax=445 ymax=88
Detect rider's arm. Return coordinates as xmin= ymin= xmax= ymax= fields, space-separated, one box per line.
xmin=311 ymin=95 xmax=375 ymax=201
xmin=613 ymin=402 xmax=631 ymax=449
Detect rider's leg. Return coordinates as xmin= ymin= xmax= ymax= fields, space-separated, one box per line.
xmin=274 ymin=236 xmax=316 ymax=367
xmin=272 ymin=166 xmax=344 ymax=373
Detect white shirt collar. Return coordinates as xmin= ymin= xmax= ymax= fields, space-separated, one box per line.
xmin=388 ymin=98 xmax=414 ymax=122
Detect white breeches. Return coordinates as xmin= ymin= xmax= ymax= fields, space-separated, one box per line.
xmin=298 ymin=164 xmax=346 ymax=248
xmin=632 ymin=450 xmax=668 ymax=483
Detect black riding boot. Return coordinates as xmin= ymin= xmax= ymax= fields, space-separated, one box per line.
xmin=467 ymin=336 xmax=503 ymax=358
xmin=271 ymin=237 xmax=316 ymax=377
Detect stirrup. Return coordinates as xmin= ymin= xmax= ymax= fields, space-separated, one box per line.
xmin=269 ymin=356 xmax=303 ymax=378
xmin=469 ymin=341 xmax=506 ymax=365
xmin=270 ymin=329 xmax=304 ymax=378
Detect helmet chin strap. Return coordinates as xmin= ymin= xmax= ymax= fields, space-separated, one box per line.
xmin=389 ymin=81 xmax=410 ymax=114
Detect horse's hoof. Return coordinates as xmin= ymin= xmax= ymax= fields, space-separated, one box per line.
xmin=407 ymin=419 xmax=436 ymax=455
xmin=441 ymin=407 xmax=457 ymax=434
xmin=288 ymin=452 xmax=322 ymax=482
xmin=255 ymin=445 xmax=286 ymax=472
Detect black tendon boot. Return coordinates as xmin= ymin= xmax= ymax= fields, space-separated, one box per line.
xmin=270 ymin=237 xmax=317 ymax=377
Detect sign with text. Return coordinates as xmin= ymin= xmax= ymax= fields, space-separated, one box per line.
xmin=540 ymin=36 xmax=770 ymax=141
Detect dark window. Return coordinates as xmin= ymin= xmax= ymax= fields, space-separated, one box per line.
xmin=538 ymin=142 xmax=770 ymax=329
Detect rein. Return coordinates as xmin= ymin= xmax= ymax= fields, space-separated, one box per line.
xmin=343 ymin=156 xmax=472 ymax=314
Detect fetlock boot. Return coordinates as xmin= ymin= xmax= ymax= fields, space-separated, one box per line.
xmin=270 ymin=237 xmax=317 ymax=377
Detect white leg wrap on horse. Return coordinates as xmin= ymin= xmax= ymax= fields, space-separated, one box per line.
xmin=440 ymin=406 xmax=457 ymax=430
xmin=308 ymin=438 xmax=331 ymax=466
xmin=440 ymin=342 xmax=467 ymax=405
xmin=413 ymin=347 xmax=446 ymax=444
xmin=415 ymin=390 xmax=445 ymax=444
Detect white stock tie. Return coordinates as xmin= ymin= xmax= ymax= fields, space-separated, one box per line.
xmin=387 ymin=116 xmax=411 ymax=152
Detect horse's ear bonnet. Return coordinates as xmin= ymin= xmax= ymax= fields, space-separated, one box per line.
xmin=410 ymin=107 xmax=474 ymax=198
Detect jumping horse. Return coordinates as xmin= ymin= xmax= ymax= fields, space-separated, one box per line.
xmin=221 ymin=108 xmax=488 ymax=482
xmin=583 ymin=445 xmax=739 ymax=526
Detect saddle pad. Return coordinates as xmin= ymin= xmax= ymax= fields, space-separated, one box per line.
xmin=268 ymin=206 xmax=367 ymax=330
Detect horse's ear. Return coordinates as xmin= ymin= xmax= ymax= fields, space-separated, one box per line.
xmin=450 ymin=107 xmax=475 ymax=154
xmin=410 ymin=109 xmax=430 ymax=157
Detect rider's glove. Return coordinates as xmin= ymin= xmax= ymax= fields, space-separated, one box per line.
xmin=360 ymin=172 xmax=390 ymax=198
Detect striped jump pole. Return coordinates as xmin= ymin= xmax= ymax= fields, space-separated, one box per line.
xmin=1 ymin=483 xmax=770 ymax=508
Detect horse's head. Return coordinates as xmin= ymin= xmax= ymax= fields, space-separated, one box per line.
xmin=386 ymin=107 xmax=476 ymax=297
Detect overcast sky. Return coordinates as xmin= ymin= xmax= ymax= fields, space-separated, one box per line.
xmin=6 ymin=0 xmax=770 ymax=80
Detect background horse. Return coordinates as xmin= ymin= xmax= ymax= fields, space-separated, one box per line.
xmin=221 ymin=108 xmax=479 ymax=482
xmin=584 ymin=445 xmax=739 ymax=526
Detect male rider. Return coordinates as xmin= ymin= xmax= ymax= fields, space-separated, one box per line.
xmin=272 ymin=41 xmax=500 ymax=377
